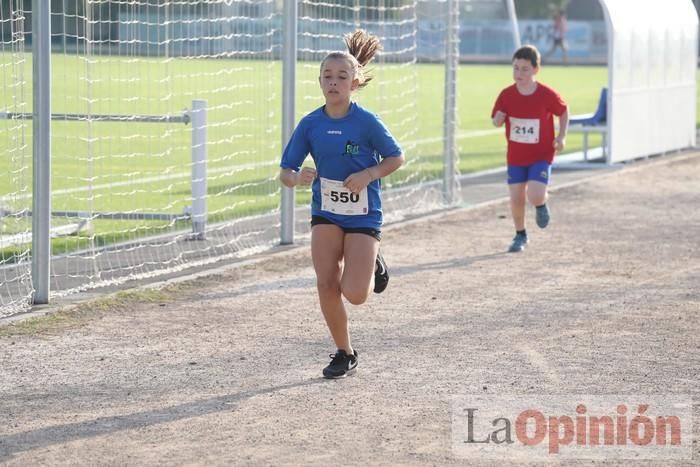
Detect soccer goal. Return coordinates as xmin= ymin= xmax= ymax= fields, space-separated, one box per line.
xmin=1 ymin=0 xmax=511 ymax=316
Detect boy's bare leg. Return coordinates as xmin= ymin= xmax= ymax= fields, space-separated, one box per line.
xmin=526 ymin=180 xmax=547 ymax=207
xmin=509 ymin=183 xmax=527 ymax=231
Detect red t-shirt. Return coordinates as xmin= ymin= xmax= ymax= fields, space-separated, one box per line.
xmin=491 ymin=82 xmax=567 ymax=166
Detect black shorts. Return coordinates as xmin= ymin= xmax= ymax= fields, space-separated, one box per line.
xmin=311 ymin=215 xmax=382 ymax=241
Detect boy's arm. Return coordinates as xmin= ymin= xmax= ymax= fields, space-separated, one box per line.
xmin=492 ymin=110 xmax=507 ymax=127
xmin=554 ymin=108 xmax=569 ymax=151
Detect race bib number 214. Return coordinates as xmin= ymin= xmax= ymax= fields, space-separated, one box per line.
xmin=509 ymin=117 xmax=540 ymax=144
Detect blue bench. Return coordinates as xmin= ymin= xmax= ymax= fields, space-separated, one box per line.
xmin=569 ymin=87 xmax=607 ymax=161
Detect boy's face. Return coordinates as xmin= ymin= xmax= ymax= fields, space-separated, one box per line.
xmin=319 ymin=57 xmax=359 ymax=104
xmin=512 ymin=58 xmax=538 ymax=85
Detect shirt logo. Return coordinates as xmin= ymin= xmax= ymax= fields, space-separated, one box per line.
xmin=344 ymin=140 xmax=360 ymax=156
xmin=327 ymin=130 xmax=342 ymax=135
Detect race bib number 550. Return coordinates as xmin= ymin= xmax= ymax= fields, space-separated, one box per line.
xmin=509 ymin=117 xmax=540 ymax=144
xmin=320 ymin=177 xmax=368 ymax=216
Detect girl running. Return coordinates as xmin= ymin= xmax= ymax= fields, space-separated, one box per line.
xmin=279 ymin=30 xmax=404 ymax=378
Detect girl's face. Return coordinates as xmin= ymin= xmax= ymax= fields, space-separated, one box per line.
xmin=319 ymin=57 xmax=359 ymax=104
xmin=512 ymin=58 xmax=538 ymax=85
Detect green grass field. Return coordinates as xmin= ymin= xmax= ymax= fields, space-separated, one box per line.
xmin=0 ymin=55 xmax=695 ymax=259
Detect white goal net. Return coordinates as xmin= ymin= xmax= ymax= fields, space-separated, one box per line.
xmin=0 ymin=0 xmax=461 ymax=316
xmin=0 ymin=2 xmax=31 ymax=316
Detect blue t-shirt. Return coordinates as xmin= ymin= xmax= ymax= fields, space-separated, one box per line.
xmin=280 ymin=102 xmax=402 ymax=229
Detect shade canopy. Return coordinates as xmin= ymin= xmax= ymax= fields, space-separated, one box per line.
xmin=600 ymin=0 xmax=698 ymax=162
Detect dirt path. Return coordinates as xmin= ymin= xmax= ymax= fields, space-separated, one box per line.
xmin=1 ymin=153 xmax=699 ymax=465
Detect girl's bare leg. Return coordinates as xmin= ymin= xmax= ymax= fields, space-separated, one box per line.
xmin=311 ymin=224 xmax=352 ymax=353
xmin=341 ymin=233 xmax=378 ymax=305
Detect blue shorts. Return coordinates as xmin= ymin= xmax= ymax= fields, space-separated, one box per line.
xmin=507 ymin=161 xmax=551 ymax=185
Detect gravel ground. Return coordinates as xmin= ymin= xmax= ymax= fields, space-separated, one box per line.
xmin=1 ymin=153 xmax=698 ymax=466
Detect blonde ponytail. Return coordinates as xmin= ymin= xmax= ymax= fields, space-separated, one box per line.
xmin=320 ymin=29 xmax=383 ymax=89
xmin=344 ymin=29 xmax=382 ymax=88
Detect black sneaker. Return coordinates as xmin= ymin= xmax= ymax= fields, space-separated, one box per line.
xmin=373 ymin=252 xmax=389 ymax=293
xmin=322 ymin=349 xmax=358 ymax=379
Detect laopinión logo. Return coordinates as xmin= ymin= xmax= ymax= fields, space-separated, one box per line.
xmin=451 ymin=395 xmax=692 ymax=460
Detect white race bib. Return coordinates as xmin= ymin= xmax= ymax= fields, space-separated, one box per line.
xmin=509 ymin=117 xmax=540 ymax=144
xmin=320 ymin=177 xmax=368 ymax=216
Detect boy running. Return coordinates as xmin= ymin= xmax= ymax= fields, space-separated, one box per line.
xmin=491 ymin=45 xmax=569 ymax=252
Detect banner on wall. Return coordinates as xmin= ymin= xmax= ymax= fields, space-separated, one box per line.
xmin=418 ymin=19 xmax=608 ymax=63
xmin=519 ymin=20 xmax=608 ymax=60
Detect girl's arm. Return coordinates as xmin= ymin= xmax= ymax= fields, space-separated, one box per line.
xmin=343 ymin=154 xmax=405 ymax=193
xmin=279 ymin=166 xmax=316 ymax=188
xmin=367 ymin=153 xmax=404 ymax=180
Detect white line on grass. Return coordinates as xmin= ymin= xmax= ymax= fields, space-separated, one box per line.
xmin=0 ymin=128 xmax=503 ymax=203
